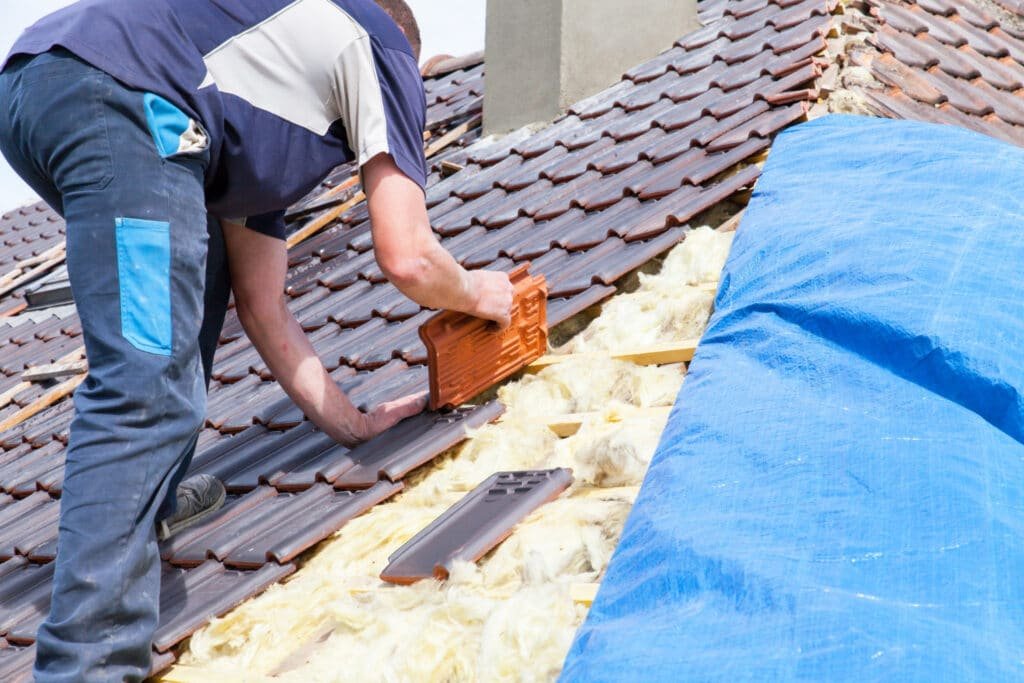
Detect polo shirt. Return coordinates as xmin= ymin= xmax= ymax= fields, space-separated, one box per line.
xmin=5 ymin=0 xmax=428 ymax=238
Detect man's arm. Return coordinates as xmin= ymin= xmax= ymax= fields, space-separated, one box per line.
xmin=362 ymin=152 xmax=514 ymax=327
xmin=222 ymin=220 xmax=424 ymax=447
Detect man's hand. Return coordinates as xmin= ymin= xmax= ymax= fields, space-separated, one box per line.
xmin=467 ymin=270 xmax=514 ymax=329
xmin=348 ymin=392 xmax=428 ymax=446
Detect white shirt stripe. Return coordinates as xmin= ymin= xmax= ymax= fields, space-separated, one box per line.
xmin=198 ymin=0 xmax=390 ymax=162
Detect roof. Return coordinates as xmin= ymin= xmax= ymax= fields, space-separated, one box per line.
xmin=0 ymin=205 xmax=65 ymax=316
xmin=851 ymin=0 xmax=1024 ymax=146
xmin=4 ymin=0 xmax=1019 ymax=676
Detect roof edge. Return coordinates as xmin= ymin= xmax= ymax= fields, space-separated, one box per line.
xmin=420 ymin=50 xmax=484 ymax=78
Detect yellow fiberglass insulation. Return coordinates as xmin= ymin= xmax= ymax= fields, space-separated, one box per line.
xmin=168 ymin=226 xmax=734 ymax=682
xmin=562 ymin=226 xmax=733 ymax=354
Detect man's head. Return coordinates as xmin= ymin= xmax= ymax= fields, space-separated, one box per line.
xmin=374 ymin=0 xmax=422 ymax=61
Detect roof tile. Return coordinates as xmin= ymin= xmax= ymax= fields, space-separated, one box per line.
xmin=557 ymin=199 xmax=646 ymax=250
xmin=499 ymin=147 xmax=568 ymax=191
xmin=617 ymin=72 xmax=681 ymax=112
xmin=605 ymin=99 xmax=678 ymax=142
xmin=625 ymin=46 xmax=687 ymax=83
xmin=872 ymin=2 xmax=930 ymax=35
xmin=745 ymin=95 xmax=811 ymax=139
xmin=574 ymin=161 xmax=654 ymax=211
xmin=959 ymin=50 xmax=1024 ymax=91
xmin=864 ymin=0 xmax=1024 ymax=144
xmin=590 ymin=127 xmax=668 ymax=172
xmin=541 ymin=138 xmax=616 ymax=184
xmin=0 ymin=440 xmax=63 ymax=498
xmin=511 ymin=116 xmax=583 ymax=158
xmin=333 ymin=402 xmax=505 ymax=489
xmin=165 ymin=481 xmax=400 ymax=568
xmin=949 ymin=16 xmax=1010 ymax=57
xmin=0 ymin=563 xmax=53 ymax=644
xmin=970 ymin=79 xmax=1024 ymax=125
xmin=0 ymin=638 xmax=36 ymax=682
xmin=727 ymin=0 xmax=773 ymax=19
xmin=421 ymin=265 xmax=546 ymax=409
xmin=381 ymin=469 xmax=573 ymax=584
xmin=154 ymin=561 xmax=295 ymax=652
xmin=567 ymin=80 xmax=634 ymax=119
xmin=919 ymin=66 xmax=995 ymax=115
xmin=522 ymin=171 xmax=603 ymax=221
xmin=457 ymin=217 xmax=534 ymax=268
xmin=451 ymin=155 xmax=521 ymax=199
xmin=433 ymin=188 xmax=506 ymax=235
xmin=547 ymin=284 xmax=618 ymax=325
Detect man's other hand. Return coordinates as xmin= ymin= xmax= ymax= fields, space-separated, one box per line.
xmin=351 ymin=392 xmax=428 ymax=446
xmin=467 ymin=269 xmax=514 ymax=329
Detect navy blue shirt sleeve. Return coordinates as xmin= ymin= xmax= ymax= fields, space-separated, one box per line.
xmin=372 ymin=46 xmax=428 ymax=190
xmin=245 ymin=210 xmax=287 ymax=240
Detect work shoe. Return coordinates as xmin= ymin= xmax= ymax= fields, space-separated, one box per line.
xmin=157 ymin=474 xmax=226 ymax=541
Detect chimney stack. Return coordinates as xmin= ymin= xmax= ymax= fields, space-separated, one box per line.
xmin=483 ymin=0 xmax=700 ymax=136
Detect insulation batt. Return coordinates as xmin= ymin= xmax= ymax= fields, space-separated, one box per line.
xmin=170 ymin=226 xmax=734 ymax=682
xmin=562 ymin=227 xmax=730 ymax=354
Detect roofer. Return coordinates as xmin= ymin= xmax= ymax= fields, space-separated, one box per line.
xmin=0 ymin=1 xmax=513 ymax=679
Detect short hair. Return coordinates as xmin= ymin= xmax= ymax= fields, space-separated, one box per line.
xmin=374 ymin=0 xmax=422 ymax=61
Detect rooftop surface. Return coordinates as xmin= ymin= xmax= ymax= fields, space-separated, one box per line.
xmin=3 ymin=0 xmax=1024 ymax=677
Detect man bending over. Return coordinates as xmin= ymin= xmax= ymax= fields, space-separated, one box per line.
xmin=0 ymin=1 xmax=512 ymax=679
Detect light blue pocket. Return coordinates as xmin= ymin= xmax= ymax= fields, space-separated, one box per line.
xmin=143 ymin=93 xmax=208 ymax=158
xmin=115 ymin=217 xmax=172 ymax=355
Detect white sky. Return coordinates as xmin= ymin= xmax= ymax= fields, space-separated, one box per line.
xmin=0 ymin=0 xmax=486 ymax=212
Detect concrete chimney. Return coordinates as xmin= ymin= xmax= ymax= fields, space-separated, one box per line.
xmin=483 ymin=0 xmax=700 ymax=135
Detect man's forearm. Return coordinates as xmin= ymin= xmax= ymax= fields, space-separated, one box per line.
xmin=381 ymin=235 xmax=476 ymax=312
xmin=236 ymin=298 xmax=370 ymax=446
xmin=362 ymin=153 xmax=514 ymax=327
xmin=222 ymin=218 xmax=425 ymax=447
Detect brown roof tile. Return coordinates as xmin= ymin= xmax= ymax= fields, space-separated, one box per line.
xmin=861 ymin=0 xmax=1024 ymax=146
xmin=995 ymin=0 xmax=1024 ymax=15
xmin=163 ymin=481 xmax=401 ymax=568
xmin=0 ymin=558 xmax=53 ymax=643
xmin=154 ymin=560 xmax=295 ymax=652
xmin=422 ymin=265 xmax=547 ymax=410
xmin=380 ymin=468 xmax=573 ymax=584
xmin=0 ymin=638 xmax=36 ymax=682
xmin=333 ymin=402 xmax=505 ymax=489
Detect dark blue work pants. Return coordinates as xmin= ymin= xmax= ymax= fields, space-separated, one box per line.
xmin=0 ymin=50 xmax=230 ymax=681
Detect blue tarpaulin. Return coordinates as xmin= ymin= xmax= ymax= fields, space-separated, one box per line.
xmin=560 ymin=115 xmax=1024 ymax=681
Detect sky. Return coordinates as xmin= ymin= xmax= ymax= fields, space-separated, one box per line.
xmin=0 ymin=0 xmax=486 ymax=212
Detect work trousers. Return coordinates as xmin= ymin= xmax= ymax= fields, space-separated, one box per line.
xmin=0 ymin=50 xmax=230 ymax=681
